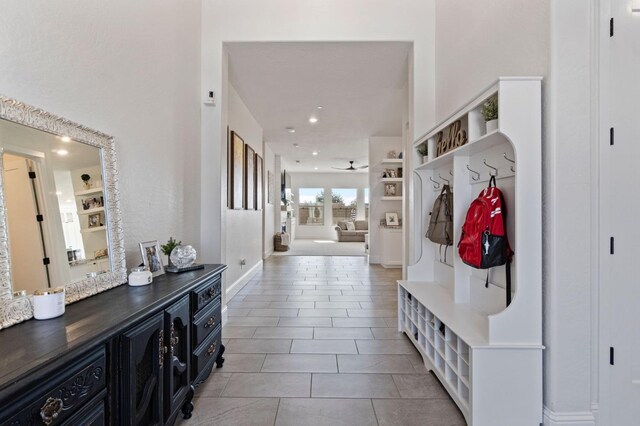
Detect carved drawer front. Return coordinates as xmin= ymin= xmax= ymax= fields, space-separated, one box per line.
xmin=62 ymin=390 xmax=106 ymax=426
xmin=192 ymin=325 xmax=221 ymax=380
xmin=191 ymin=276 xmax=221 ymax=313
xmin=2 ymin=349 xmax=106 ymax=426
xmin=192 ymin=298 xmax=221 ymax=348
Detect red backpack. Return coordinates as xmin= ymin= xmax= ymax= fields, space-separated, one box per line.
xmin=458 ymin=176 xmax=513 ymax=305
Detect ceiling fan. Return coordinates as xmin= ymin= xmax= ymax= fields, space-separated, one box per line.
xmin=331 ymin=160 xmax=368 ymax=171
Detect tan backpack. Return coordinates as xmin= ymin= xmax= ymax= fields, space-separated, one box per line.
xmin=426 ymin=184 xmax=454 ymax=249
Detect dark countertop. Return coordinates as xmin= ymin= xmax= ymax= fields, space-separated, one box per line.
xmin=0 ymin=264 xmax=226 ymax=398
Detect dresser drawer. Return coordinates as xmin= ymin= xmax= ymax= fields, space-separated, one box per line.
xmin=2 ymin=348 xmax=106 ymax=426
xmin=191 ymin=276 xmax=221 ymax=313
xmin=192 ymin=325 xmax=221 ymax=379
xmin=192 ymin=299 xmax=221 ymax=348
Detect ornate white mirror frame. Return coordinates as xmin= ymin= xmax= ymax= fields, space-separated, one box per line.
xmin=0 ymin=95 xmax=126 ymax=330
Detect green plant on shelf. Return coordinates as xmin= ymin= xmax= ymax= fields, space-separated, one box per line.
xmin=417 ymin=143 xmax=428 ymax=157
xmin=481 ymin=96 xmax=498 ymax=122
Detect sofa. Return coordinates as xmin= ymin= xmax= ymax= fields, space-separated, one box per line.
xmin=335 ymin=220 xmax=369 ymax=242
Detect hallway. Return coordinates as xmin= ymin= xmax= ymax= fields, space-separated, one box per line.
xmin=185 ymin=256 xmax=465 ymax=425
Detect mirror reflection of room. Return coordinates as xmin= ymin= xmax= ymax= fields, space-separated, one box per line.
xmin=0 ymin=119 xmax=110 ymax=294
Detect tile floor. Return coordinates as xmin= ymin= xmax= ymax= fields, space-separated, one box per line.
xmin=181 ymin=256 xmax=466 ymax=426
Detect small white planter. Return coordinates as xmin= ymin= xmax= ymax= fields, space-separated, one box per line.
xmin=486 ymin=119 xmax=499 ymax=133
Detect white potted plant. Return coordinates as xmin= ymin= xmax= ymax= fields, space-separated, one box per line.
xmin=481 ymin=96 xmax=499 ymax=133
xmin=417 ymin=143 xmax=429 ymax=164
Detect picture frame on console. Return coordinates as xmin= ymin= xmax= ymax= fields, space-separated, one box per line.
xmin=139 ymin=240 xmax=165 ymax=277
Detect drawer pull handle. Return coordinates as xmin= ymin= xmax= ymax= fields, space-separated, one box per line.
xmin=204 ymin=316 xmax=216 ymax=328
xmin=40 ymin=397 xmax=63 ymax=425
xmin=206 ymin=342 xmax=217 ymax=357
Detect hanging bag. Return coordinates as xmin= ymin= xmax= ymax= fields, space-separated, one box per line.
xmin=457 ymin=176 xmax=514 ymax=306
xmin=426 ymin=184 xmax=454 ymax=260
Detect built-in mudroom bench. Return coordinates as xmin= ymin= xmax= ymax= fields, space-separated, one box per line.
xmin=0 ymin=264 xmax=226 ymax=426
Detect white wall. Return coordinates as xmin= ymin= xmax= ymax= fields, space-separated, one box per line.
xmin=224 ymin=84 xmax=264 ymax=298
xmin=0 ymin=0 xmax=202 ymax=269
xmin=368 ymin=137 xmax=403 ymax=264
xmin=263 ymin=144 xmax=276 ymax=258
xmin=291 ymin=172 xmax=369 ymax=240
xmin=200 ymin=0 xmax=436 ymax=265
xmin=435 ymin=0 xmax=549 ymax=121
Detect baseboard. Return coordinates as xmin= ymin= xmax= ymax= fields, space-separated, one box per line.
xmin=543 ymin=407 xmax=596 ymax=425
xmin=226 ymin=260 xmax=263 ymax=302
xmin=369 ymin=256 xmax=380 ymax=264
xmin=263 ymin=248 xmax=274 ymax=259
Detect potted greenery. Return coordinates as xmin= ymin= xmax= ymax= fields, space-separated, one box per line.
xmin=481 ymin=96 xmax=499 ymax=133
xmin=81 ymin=173 xmax=91 ymax=189
xmin=417 ymin=143 xmax=429 ymax=163
xmin=161 ymin=237 xmax=181 ymax=266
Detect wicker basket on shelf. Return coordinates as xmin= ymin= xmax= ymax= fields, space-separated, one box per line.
xmin=274 ymin=233 xmax=289 ymax=252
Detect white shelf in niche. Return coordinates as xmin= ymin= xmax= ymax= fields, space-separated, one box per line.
xmin=77 ymin=207 xmax=104 ymax=215
xmin=81 ymin=226 xmax=106 ymax=233
xmin=381 ymin=196 xmax=402 ymax=201
xmin=381 ymin=178 xmax=403 ymax=183
xmin=74 ymin=187 xmax=103 ymax=196
xmin=380 ymin=158 xmax=403 ymax=165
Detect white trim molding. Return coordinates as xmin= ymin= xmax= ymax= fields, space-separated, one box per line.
xmin=225 ymin=260 xmax=262 ymax=303
xmin=543 ymin=407 xmax=596 ymax=426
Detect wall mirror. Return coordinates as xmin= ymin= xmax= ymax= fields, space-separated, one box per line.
xmin=0 ymin=95 xmax=126 ymax=330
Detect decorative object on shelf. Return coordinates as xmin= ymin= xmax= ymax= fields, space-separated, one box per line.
xmin=435 ymin=120 xmax=468 ymax=157
xmin=161 ymin=237 xmax=182 ymax=267
xmin=229 ymin=131 xmax=245 ymax=209
xmin=384 ymin=168 xmax=397 ymax=178
xmin=398 ymin=152 xmax=403 ymax=159
xmin=81 ymin=197 xmax=102 ymax=210
xmin=244 ymin=143 xmax=256 ymax=210
xmin=385 ymin=212 xmax=400 ymax=226
xmin=32 ymin=287 xmax=65 ymax=320
xmin=398 ymin=167 xmax=403 ymax=178
xmin=417 ymin=143 xmax=429 ymax=163
xmin=255 ymin=154 xmax=263 ymax=210
xmin=94 ymin=248 xmax=108 ymax=259
xmin=482 ymin=96 xmax=499 ymax=133
xmin=88 ymin=213 xmax=101 ymax=228
xmin=169 ymin=245 xmax=197 ymax=269
xmin=384 ymin=183 xmax=398 ymax=196
xmin=387 ymin=150 xmax=397 ymax=159
xmin=128 ymin=267 xmax=153 ymax=286
xmin=139 ymin=240 xmax=165 ymax=277
xmin=80 ymin=173 xmax=91 ymax=189
xmin=267 ymin=171 xmax=274 ymax=204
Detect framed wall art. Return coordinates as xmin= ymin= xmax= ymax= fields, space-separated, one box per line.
xmin=245 ymin=143 xmax=256 ymax=210
xmin=230 ymin=131 xmax=245 ymax=209
xmin=267 ymin=171 xmax=275 ymax=204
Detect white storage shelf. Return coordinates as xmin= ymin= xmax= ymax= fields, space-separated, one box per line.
xmin=402 ymin=78 xmax=543 ymax=425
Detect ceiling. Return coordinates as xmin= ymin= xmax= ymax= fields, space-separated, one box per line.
xmin=226 ymin=42 xmax=410 ymax=173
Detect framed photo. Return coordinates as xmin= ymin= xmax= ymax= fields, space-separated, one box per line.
xmin=139 ymin=240 xmax=164 ymax=277
xmin=384 ymin=183 xmax=397 ymax=196
xmin=255 ymin=154 xmax=263 ymax=210
xmin=245 ymin=144 xmax=256 ymax=210
xmin=230 ymin=131 xmax=245 ymax=209
xmin=88 ymin=213 xmax=101 ymax=228
xmin=385 ymin=169 xmax=397 ymax=178
xmin=385 ymin=212 xmax=400 ymax=226
xmin=267 ymin=171 xmax=275 ymax=204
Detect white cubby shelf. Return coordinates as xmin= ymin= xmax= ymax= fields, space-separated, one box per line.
xmin=400 ymin=77 xmax=543 ymax=425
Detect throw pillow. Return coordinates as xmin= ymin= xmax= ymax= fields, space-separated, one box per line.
xmin=345 ymin=221 xmax=356 ymax=231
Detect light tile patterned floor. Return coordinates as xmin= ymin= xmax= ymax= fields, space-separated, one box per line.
xmin=181 ymin=256 xmax=466 ymax=426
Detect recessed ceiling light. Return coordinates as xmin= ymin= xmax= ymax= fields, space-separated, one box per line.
xmin=312 ymin=151 xmax=319 ymax=156
xmin=56 ymin=149 xmax=68 ymax=156
xmin=314 ymin=167 xmax=318 ymax=170
xmin=286 ymin=127 xmax=296 ymax=133
xmin=317 ymin=106 xmax=323 ymax=110
xmin=55 ymin=191 xmax=63 ymax=195
xmin=293 ymin=143 xmax=299 ymax=148
xmin=60 ymin=136 xmax=71 ymax=142
xmin=65 ymin=199 xmax=72 ymax=203
xmin=296 ymin=160 xmax=301 ymax=164
xmin=309 ymin=117 xmax=318 ymax=124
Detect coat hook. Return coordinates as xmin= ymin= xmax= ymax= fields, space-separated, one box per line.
xmin=483 ymin=159 xmax=498 ymax=176
xmin=466 ymin=164 xmax=480 ymax=181
xmin=503 ymin=152 xmax=515 ymax=172
xmin=449 ymin=170 xmax=454 ymax=177
xmin=438 ymin=173 xmax=450 ymax=185
xmin=429 ymin=176 xmax=441 ymax=189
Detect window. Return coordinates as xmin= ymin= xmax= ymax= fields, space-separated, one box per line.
xmin=299 ymin=188 xmax=324 ymax=225
xmin=364 ymin=188 xmax=369 ymax=220
xmin=332 ymin=188 xmax=357 ymax=225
